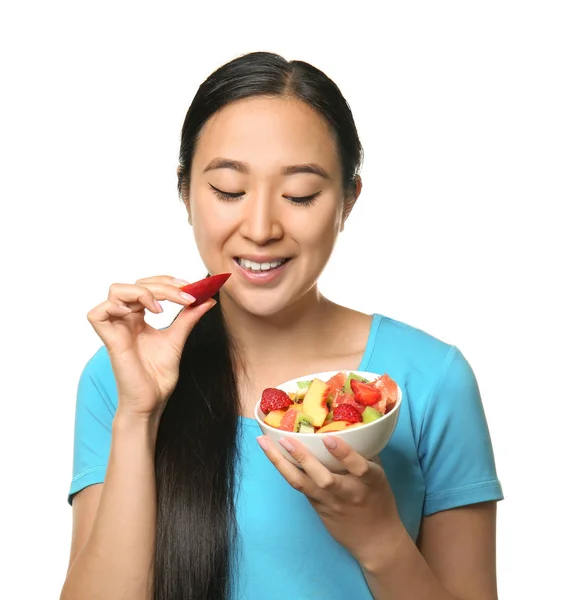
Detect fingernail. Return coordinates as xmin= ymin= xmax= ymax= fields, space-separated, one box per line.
xmin=323 ymin=436 xmax=338 ymax=450
xmin=279 ymin=437 xmax=295 ymax=452
xmin=154 ymin=301 xmax=163 ymax=313
xmin=180 ymin=292 xmax=196 ymax=303
xmin=256 ymin=436 xmax=268 ymax=451
xmin=174 ymin=278 xmax=190 ymax=286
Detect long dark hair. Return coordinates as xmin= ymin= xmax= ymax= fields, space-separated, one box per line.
xmin=154 ymin=51 xmax=363 ymax=600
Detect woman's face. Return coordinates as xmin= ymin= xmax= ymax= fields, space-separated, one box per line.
xmin=186 ymin=96 xmax=359 ymax=317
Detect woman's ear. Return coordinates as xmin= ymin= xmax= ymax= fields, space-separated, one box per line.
xmin=177 ymin=165 xmax=192 ymax=225
xmin=185 ymin=199 xmax=193 ymax=226
xmin=340 ymin=175 xmax=362 ymax=231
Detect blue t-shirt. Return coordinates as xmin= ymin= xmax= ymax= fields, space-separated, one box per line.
xmin=68 ymin=314 xmax=503 ymax=599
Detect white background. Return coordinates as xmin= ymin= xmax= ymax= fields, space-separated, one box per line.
xmin=1 ymin=1 xmax=561 ymax=598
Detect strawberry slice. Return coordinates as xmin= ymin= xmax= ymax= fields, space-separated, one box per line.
xmin=260 ymin=388 xmax=292 ymax=414
xmin=332 ymin=404 xmax=362 ymax=423
xmin=350 ymin=379 xmax=382 ymax=406
xmin=179 ymin=273 xmax=231 ymax=307
xmin=333 ymin=391 xmax=365 ymax=414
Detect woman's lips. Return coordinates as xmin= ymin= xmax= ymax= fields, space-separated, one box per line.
xmin=233 ymin=257 xmax=291 ymax=284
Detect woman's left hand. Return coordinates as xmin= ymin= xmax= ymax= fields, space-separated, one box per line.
xmin=257 ymin=434 xmax=408 ymax=573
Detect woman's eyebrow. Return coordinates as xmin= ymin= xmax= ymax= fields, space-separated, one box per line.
xmin=282 ymin=164 xmax=329 ymax=179
xmin=203 ymin=158 xmax=329 ymax=179
xmin=203 ymin=158 xmax=248 ymax=174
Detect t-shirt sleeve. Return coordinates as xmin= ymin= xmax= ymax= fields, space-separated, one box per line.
xmin=67 ymin=347 xmax=116 ymax=505
xmin=418 ymin=346 xmax=504 ymax=516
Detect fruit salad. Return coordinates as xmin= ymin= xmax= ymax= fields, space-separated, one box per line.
xmin=259 ymin=372 xmax=399 ymax=433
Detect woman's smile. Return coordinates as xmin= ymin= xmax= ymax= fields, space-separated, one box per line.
xmin=233 ymin=255 xmax=292 ymax=285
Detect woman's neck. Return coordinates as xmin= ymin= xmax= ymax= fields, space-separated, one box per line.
xmin=220 ymin=286 xmax=339 ymax=367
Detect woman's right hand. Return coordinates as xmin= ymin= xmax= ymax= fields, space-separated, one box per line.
xmin=87 ymin=275 xmax=216 ymax=420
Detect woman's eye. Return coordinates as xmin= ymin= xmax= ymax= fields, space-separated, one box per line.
xmin=285 ymin=192 xmax=321 ymax=206
xmin=209 ymin=183 xmax=320 ymax=206
xmin=209 ymin=184 xmax=245 ymax=201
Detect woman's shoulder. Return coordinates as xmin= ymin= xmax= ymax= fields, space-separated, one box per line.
xmin=364 ymin=313 xmax=469 ymax=393
xmin=78 ymin=344 xmax=118 ymax=406
xmin=367 ymin=314 xmax=483 ymax=436
xmin=374 ymin=314 xmax=452 ymax=355
xmin=81 ymin=344 xmax=113 ymax=375
xmin=374 ymin=313 xmax=454 ymax=357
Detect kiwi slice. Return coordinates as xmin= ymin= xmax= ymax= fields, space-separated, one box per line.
xmin=295 ymin=413 xmax=314 ymax=432
xmin=298 ymin=423 xmax=315 ymax=434
xmin=296 ymin=380 xmax=312 ymax=400
xmin=362 ymin=406 xmax=382 ymax=424
xmin=344 ymin=372 xmax=369 ymax=393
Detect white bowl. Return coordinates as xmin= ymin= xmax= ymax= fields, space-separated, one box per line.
xmin=254 ymin=370 xmax=402 ymax=473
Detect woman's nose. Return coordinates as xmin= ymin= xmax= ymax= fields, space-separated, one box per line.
xmin=239 ymin=192 xmax=283 ymax=244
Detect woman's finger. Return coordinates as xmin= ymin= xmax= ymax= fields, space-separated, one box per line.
xmin=322 ymin=436 xmax=376 ymax=481
xmin=277 ymin=436 xmax=342 ymax=493
xmin=135 ymin=275 xmax=190 ymax=287
xmin=107 ymin=283 xmax=163 ymax=313
xmin=164 ymin=297 xmax=217 ymax=350
xmin=108 ymin=282 xmax=195 ymax=308
xmin=87 ymin=300 xmax=133 ymax=324
xmin=257 ymin=436 xmax=323 ymax=500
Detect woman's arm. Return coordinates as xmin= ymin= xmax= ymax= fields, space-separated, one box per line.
xmin=61 ymin=412 xmax=159 ymax=600
xmin=361 ymin=502 xmax=498 ymax=600
xmin=62 ymin=277 xmax=214 ymax=599
xmin=258 ymin=434 xmax=499 ymax=600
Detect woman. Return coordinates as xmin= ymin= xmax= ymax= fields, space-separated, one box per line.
xmin=61 ymin=51 xmax=503 ymax=600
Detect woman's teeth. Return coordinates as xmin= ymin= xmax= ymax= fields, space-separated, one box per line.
xmin=237 ymin=258 xmax=287 ymax=271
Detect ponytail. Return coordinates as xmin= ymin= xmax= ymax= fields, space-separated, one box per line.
xmin=154 ymin=292 xmax=241 ymax=599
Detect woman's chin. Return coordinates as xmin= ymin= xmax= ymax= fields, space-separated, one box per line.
xmin=220 ymin=288 xmax=289 ymax=318
xmin=240 ymin=298 xmax=292 ymax=319
xmin=224 ymin=283 xmax=322 ymax=321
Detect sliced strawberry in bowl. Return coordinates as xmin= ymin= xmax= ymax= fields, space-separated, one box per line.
xmin=350 ymin=379 xmax=383 ymax=406
xmin=333 ymin=391 xmax=365 ymax=414
xmin=260 ymin=388 xmax=292 ymax=414
xmin=332 ymin=403 xmax=363 ymax=423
